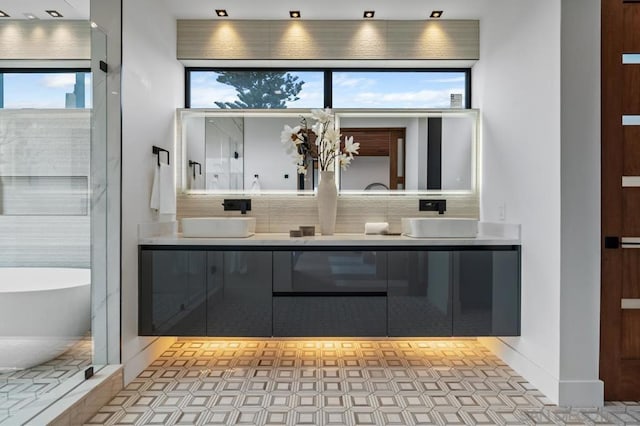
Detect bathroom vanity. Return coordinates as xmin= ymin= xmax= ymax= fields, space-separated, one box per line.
xmin=138 ymin=233 xmax=520 ymax=338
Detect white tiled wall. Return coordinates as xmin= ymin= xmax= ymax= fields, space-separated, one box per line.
xmin=0 ymin=110 xmax=91 ymax=267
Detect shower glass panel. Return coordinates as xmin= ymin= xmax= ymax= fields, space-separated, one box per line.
xmin=0 ymin=27 xmax=108 ymax=424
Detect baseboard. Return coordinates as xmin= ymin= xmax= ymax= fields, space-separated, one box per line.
xmin=123 ymin=336 xmax=176 ymax=384
xmin=479 ymin=337 xmax=604 ymax=407
xmin=478 ymin=337 xmax=560 ymax=404
xmin=558 ymin=379 xmax=604 ymax=407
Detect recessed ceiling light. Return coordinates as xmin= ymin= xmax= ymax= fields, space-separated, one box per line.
xmin=289 ymin=10 xmax=301 ymax=18
xmin=215 ymin=9 xmax=228 ymax=17
xmin=430 ymin=10 xmax=443 ymax=18
xmin=0 ymin=10 xmax=9 ymax=17
xmin=363 ymin=11 xmax=375 ymax=18
xmin=46 ymin=10 xmax=63 ymax=18
xmin=24 ymin=13 xmax=38 ymax=20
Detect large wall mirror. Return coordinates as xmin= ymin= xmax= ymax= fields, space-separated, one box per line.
xmin=177 ymin=109 xmax=478 ymax=195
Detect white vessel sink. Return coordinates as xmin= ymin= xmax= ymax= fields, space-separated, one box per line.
xmin=402 ymin=217 xmax=478 ymax=238
xmin=182 ymin=217 xmax=256 ymax=238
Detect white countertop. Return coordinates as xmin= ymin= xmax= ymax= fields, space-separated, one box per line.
xmin=139 ymin=232 xmax=520 ymax=246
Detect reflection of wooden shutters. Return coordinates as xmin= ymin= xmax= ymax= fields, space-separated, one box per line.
xmin=340 ymin=128 xmax=406 ymax=189
xmin=601 ymin=0 xmax=640 ymax=401
xmin=340 ymin=128 xmax=391 ymax=156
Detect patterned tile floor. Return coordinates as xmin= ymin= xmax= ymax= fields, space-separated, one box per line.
xmin=0 ymin=338 xmax=92 ymax=425
xmin=87 ymin=339 xmax=640 ymax=426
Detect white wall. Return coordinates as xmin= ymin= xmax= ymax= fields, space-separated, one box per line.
xmin=244 ymin=117 xmax=298 ymax=190
xmin=442 ymin=116 xmax=472 ymax=190
xmin=476 ymin=0 xmax=603 ymax=407
xmin=206 ymin=117 xmax=244 ymax=190
xmin=341 ymin=157 xmax=390 ymax=190
xmin=559 ymin=0 xmax=602 ymax=405
xmin=121 ymin=0 xmax=184 ymax=383
xmin=474 ymin=0 xmax=563 ymax=403
xmin=185 ymin=116 xmax=204 ymax=190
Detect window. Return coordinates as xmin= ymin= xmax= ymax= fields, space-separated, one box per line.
xmin=187 ymin=69 xmax=471 ymax=109
xmin=0 ymin=70 xmax=92 ymax=109
xmin=332 ymin=71 xmax=468 ymax=109
xmin=188 ymin=70 xmax=325 ymax=109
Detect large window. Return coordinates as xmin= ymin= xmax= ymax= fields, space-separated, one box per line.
xmin=186 ymin=69 xmax=471 ymax=109
xmin=0 ymin=70 xmax=92 ymax=109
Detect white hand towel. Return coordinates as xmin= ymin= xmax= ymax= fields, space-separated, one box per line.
xmin=150 ymin=165 xmax=160 ymax=210
xmin=365 ymin=222 xmax=389 ymax=235
xmin=150 ymin=163 xmax=176 ymax=214
xmin=158 ymin=163 xmax=176 ymax=215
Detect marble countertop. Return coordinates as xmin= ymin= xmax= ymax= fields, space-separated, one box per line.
xmin=139 ymin=232 xmax=520 ymax=247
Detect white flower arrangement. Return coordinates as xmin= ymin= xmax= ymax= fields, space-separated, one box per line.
xmin=281 ymin=108 xmax=360 ymax=175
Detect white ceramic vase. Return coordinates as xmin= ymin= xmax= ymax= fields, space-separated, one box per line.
xmin=317 ymin=171 xmax=338 ymax=235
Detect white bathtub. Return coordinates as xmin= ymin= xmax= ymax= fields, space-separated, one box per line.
xmin=0 ymin=268 xmax=91 ymax=370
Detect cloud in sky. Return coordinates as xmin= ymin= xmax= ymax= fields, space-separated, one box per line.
xmin=348 ymin=88 xmax=460 ymax=108
xmin=333 ymin=74 xmax=376 ymax=88
xmin=41 ymin=74 xmax=76 ymax=89
xmin=190 ymin=85 xmax=238 ymax=108
xmin=428 ymin=76 xmax=466 ymax=84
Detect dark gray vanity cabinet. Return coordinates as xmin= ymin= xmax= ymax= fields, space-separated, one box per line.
xmin=272 ymin=251 xmax=388 ymax=336
xmin=452 ymin=250 xmax=520 ymax=336
xmin=206 ymin=251 xmax=272 ymax=336
xmin=139 ymin=245 xmax=520 ymax=338
xmin=387 ymin=251 xmax=453 ymax=336
xmin=139 ymin=250 xmax=207 ymax=336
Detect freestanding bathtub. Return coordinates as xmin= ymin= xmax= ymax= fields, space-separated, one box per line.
xmin=0 ymin=268 xmax=91 ymax=370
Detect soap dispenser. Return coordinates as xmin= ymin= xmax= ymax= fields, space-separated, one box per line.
xmin=250 ymin=174 xmax=261 ymax=192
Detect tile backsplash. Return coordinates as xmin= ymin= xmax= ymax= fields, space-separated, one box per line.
xmin=177 ymin=194 xmax=479 ymax=234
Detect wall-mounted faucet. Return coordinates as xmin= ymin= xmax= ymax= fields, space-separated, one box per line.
xmin=419 ymin=199 xmax=447 ymax=215
xmin=222 ymin=199 xmax=251 ymax=214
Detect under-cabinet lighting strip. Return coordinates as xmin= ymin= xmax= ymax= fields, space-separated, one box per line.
xmin=622 ymin=115 xmax=640 ymax=126
xmin=622 ymin=176 xmax=640 ymax=187
xmin=622 ymin=54 xmax=640 ymax=64
xmin=621 ymin=299 xmax=640 ymax=309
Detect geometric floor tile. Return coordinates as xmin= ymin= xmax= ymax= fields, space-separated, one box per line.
xmin=87 ymin=339 xmax=637 ymax=426
xmin=0 ymin=337 xmax=92 ymax=425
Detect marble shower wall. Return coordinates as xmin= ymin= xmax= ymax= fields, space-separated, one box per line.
xmin=0 ymin=110 xmax=90 ymax=267
xmin=177 ymin=193 xmax=479 ymax=234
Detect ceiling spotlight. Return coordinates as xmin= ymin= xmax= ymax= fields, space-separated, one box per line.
xmin=24 ymin=13 xmax=38 ymax=20
xmin=46 ymin=10 xmax=63 ymax=18
xmin=0 ymin=10 xmax=9 ymax=17
xmin=90 ymin=21 xmax=98 ymax=28
xmin=363 ymin=11 xmax=375 ymax=18
xmin=430 ymin=10 xmax=443 ymax=18
xmin=289 ymin=10 xmax=301 ymax=18
xmin=215 ymin=9 xmax=228 ymax=17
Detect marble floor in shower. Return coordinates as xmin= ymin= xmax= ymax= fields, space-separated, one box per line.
xmin=87 ymin=339 xmax=640 ymax=426
xmin=0 ymin=338 xmax=92 ymax=425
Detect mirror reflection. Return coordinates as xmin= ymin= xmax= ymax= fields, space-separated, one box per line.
xmin=179 ymin=109 xmax=477 ymax=194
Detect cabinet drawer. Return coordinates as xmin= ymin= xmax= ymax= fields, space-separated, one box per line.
xmin=273 ymin=251 xmax=387 ymax=293
xmin=273 ymin=296 xmax=387 ymax=336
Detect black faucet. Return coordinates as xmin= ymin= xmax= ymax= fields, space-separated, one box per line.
xmin=419 ymin=199 xmax=447 ymax=215
xmin=222 ymin=199 xmax=252 ymax=214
